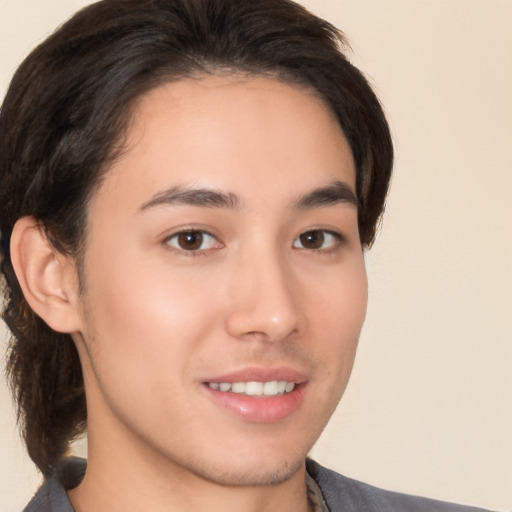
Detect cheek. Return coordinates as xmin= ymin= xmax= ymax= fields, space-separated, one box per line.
xmin=76 ymin=257 xmax=225 ymax=440
xmin=308 ymin=257 xmax=367 ymax=336
xmin=79 ymin=252 xmax=221 ymax=382
xmin=306 ymin=259 xmax=367 ymax=379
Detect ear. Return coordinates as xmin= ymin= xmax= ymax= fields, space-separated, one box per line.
xmin=10 ymin=216 xmax=82 ymax=333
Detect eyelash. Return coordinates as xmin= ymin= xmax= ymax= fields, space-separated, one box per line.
xmin=163 ymin=228 xmax=345 ymax=255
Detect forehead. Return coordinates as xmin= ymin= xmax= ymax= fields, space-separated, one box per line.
xmin=92 ymin=74 xmax=355 ymax=213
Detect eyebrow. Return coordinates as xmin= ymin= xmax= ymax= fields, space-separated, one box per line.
xmin=139 ymin=180 xmax=357 ymax=212
xmin=293 ymin=180 xmax=358 ymax=210
xmin=140 ymin=185 xmax=242 ymax=211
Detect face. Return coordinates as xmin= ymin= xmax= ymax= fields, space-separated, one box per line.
xmin=72 ymin=75 xmax=367 ymax=486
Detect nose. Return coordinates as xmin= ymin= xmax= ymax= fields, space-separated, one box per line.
xmin=225 ymin=248 xmax=306 ymax=343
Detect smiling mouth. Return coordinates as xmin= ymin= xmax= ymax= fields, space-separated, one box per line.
xmin=206 ymin=380 xmax=296 ymax=397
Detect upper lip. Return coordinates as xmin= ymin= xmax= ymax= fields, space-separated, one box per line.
xmin=203 ymin=366 xmax=308 ymax=384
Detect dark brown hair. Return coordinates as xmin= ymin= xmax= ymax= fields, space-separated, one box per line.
xmin=0 ymin=0 xmax=393 ymax=476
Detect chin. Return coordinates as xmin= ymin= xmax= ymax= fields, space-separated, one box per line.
xmin=185 ymin=451 xmax=306 ymax=487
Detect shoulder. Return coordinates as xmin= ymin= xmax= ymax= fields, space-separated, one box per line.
xmin=23 ymin=458 xmax=85 ymax=512
xmin=306 ymin=459 xmax=491 ymax=512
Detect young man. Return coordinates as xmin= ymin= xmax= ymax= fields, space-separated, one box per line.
xmin=0 ymin=1 xmax=492 ymax=511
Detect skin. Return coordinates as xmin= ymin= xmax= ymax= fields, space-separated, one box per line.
xmin=56 ymin=75 xmax=368 ymax=512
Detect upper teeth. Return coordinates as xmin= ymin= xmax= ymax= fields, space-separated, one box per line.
xmin=208 ymin=380 xmax=295 ymax=396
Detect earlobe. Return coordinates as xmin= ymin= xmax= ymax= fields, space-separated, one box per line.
xmin=10 ymin=216 xmax=82 ymax=334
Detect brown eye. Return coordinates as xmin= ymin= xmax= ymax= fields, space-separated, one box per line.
xmin=293 ymin=230 xmax=341 ymax=250
xmin=299 ymin=230 xmax=324 ymax=249
xmin=177 ymin=231 xmax=203 ymax=250
xmin=166 ymin=231 xmax=219 ymax=252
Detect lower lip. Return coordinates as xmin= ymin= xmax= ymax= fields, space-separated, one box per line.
xmin=203 ymin=384 xmax=307 ymax=423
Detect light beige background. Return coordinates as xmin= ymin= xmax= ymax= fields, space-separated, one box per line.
xmin=1 ymin=1 xmax=511 ymax=511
